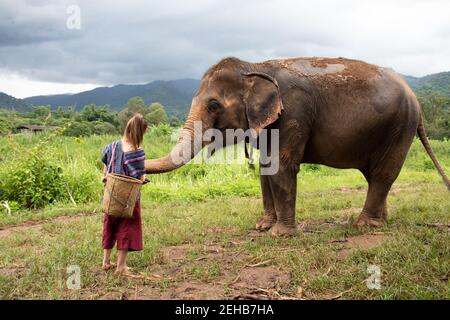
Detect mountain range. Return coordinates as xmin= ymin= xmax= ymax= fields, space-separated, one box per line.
xmin=0 ymin=92 xmax=31 ymax=113
xmin=1 ymin=71 xmax=449 ymax=117
xmin=401 ymin=72 xmax=450 ymax=97
xmin=23 ymin=78 xmax=200 ymax=118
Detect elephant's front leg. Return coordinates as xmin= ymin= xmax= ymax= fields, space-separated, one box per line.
xmin=267 ymin=165 xmax=299 ymax=236
xmin=256 ymin=174 xmax=277 ymax=231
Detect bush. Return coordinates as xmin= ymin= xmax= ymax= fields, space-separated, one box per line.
xmin=63 ymin=121 xmax=91 ymax=137
xmin=150 ymin=123 xmax=173 ymax=137
xmin=63 ymin=170 xmax=101 ymax=204
xmin=0 ymin=201 xmax=20 ymax=215
xmin=0 ymin=132 xmax=102 ymax=210
xmin=90 ymin=121 xmax=118 ymax=135
xmin=0 ymin=152 xmax=66 ymax=209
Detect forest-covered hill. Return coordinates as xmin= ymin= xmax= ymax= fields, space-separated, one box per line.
xmin=1 ymin=71 xmax=449 ymax=118
xmin=0 ymin=92 xmax=31 ymax=113
xmin=402 ymin=71 xmax=450 ymax=97
xmin=21 ymin=78 xmax=200 ymax=119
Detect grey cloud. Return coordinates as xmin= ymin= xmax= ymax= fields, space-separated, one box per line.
xmin=0 ymin=0 xmax=80 ymax=46
xmin=0 ymin=0 xmax=449 ymax=87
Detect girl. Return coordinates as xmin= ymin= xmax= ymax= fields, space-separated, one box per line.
xmin=101 ymin=113 xmax=148 ymax=277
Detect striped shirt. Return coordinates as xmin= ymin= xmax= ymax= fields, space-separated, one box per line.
xmin=101 ymin=140 xmax=146 ymax=179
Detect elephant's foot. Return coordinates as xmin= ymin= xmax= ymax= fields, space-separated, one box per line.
xmin=269 ymin=222 xmax=297 ymax=237
xmin=255 ymin=213 xmax=276 ymax=231
xmin=352 ymin=212 xmax=386 ymax=228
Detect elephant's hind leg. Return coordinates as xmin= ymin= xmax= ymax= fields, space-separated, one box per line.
xmin=353 ymin=175 xmax=391 ymax=228
xmin=256 ymin=174 xmax=277 ymax=231
xmin=354 ymin=137 xmax=412 ymax=228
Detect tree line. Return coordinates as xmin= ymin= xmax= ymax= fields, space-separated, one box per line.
xmin=0 ymin=91 xmax=449 ymax=139
xmin=0 ymin=96 xmax=183 ymax=136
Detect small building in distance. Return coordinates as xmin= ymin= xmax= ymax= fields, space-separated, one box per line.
xmin=16 ymin=124 xmax=60 ymax=134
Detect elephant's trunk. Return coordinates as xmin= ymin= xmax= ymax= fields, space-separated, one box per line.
xmin=145 ymin=107 xmax=207 ymax=174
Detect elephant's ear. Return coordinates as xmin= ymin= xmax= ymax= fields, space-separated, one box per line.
xmin=243 ymin=72 xmax=284 ymax=137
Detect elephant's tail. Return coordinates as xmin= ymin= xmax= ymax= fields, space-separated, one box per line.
xmin=417 ymin=115 xmax=450 ymax=191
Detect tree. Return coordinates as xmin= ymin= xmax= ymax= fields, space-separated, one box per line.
xmin=145 ymin=102 xmax=168 ymax=126
xmin=418 ymin=91 xmax=450 ymax=140
xmin=90 ymin=121 xmax=118 ymax=135
xmin=118 ymin=96 xmax=146 ymax=131
xmin=63 ymin=121 xmax=91 ymax=137
xmin=80 ymin=104 xmax=117 ymax=124
xmin=80 ymin=104 xmax=99 ymax=121
xmin=32 ymin=106 xmax=51 ymax=119
xmin=53 ymin=106 xmax=76 ymax=119
xmin=169 ymin=115 xmax=182 ymax=127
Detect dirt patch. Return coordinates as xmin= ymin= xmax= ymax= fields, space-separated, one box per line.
xmin=298 ymin=219 xmax=349 ymax=233
xmin=247 ymin=229 xmax=269 ymax=240
xmin=0 ymin=264 xmax=26 ymax=276
xmin=0 ymin=224 xmax=42 ymax=239
xmin=147 ymin=264 xmax=183 ymax=278
xmin=135 ymin=265 xmax=292 ymax=300
xmin=131 ymin=281 xmax=227 ymax=300
xmin=232 ymin=266 xmax=291 ymax=290
xmin=0 ymin=229 xmax=11 ymax=238
xmin=0 ymin=213 xmax=94 ymax=239
xmin=162 ymin=243 xmax=226 ymax=263
xmin=131 ymin=240 xmax=292 ymax=300
xmin=98 ymin=291 xmax=124 ymax=300
xmin=166 ymin=282 xmax=225 ymax=300
xmin=332 ymin=233 xmax=390 ymax=259
xmin=346 ymin=233 xmax=388 ymax=249
xmin=162 ymin=244 xmax=192 ymax=262
xmin=155 ymin=242 xmax=242 ymax=281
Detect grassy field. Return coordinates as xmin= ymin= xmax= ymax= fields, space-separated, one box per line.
xmin=0 ymin=130 xmax=449 ymax=299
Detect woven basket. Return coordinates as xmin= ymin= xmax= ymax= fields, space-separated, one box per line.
xmin=102 ymin=173 xmax=143 ymax=218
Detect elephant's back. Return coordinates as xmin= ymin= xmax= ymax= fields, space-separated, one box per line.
xmin=272 ymin=57 xmax=417 ymax=116
xmin=271 ymin=57 xmax=381 ymax=85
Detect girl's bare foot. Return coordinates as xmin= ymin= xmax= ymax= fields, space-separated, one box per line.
xmin=102 ymin=262 xmax=116 ymax=271
xmin=115 ymin=266 xmax=142 ymax=279
xmin=103 ymin=249 xmax=113 ymax=270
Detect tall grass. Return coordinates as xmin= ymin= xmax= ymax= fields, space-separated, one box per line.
xmin=0 ymin=127 xmax=449 ymax=213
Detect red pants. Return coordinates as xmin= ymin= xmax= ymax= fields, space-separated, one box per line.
xmin=102 ymin=200 xmax=143 ymax=251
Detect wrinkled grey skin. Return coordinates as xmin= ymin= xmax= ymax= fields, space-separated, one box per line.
xmin=145 ymin=57 xmax=450 ymax=236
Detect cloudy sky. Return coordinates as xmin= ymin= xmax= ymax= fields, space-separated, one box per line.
xmin=0 ymin=0 xmax=449 ymax=98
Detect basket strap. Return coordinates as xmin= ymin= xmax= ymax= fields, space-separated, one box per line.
xmin=107 ymin=141 xmax=118 ymax=174
xmin=119 ymin=141 xmax=129 ymax=176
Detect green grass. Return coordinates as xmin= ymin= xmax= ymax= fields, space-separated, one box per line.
xmin=0 ymin=132 xmax=448 ymax=299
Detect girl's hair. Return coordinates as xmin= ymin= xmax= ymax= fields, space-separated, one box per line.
xmin=123 ymin=113 xmax=148 ymax=149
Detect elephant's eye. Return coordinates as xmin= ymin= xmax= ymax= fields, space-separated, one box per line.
xmin=207 ymin=100 xmax=222 ymax=112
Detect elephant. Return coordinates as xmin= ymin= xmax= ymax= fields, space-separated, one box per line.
xmin=145 ymin=56 xmax=450 ymax=236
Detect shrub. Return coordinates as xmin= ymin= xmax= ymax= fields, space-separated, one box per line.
xmin=0 ymin=152 xmax=66 ymax=209
xmin=63 ymin=170 xmax=101 ymax=204
xmin=90 ymin=121 xmax=118 ymax=135
xmin=0 ymin=131 xmax=101 ymax=210
xmin=0 ymin=201 xmax=20 ymax=215
xmin=150 ymin=123 xmax=173 ymax=137
xmin=63 ymin=121 xmax=91 ymax=137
